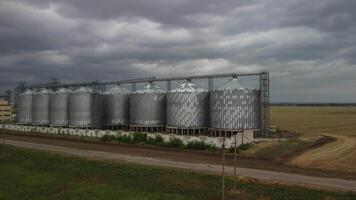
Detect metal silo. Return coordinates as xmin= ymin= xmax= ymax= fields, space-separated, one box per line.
xmin=167 ymin=81 xmax=209 ymax=130
xmin=103 ymin=85 xmax=130 ymax=128
xmin=32 ymin=88 xmax=51 ymax=125
xmin=210 ymin=78 xmax=260 ymax=130
xmin=16 ymin=89 xmax=33 ymax=124
xmin=130 ymin=82 xmax=166 ymax=128
xmin=68 ymin=86 xmax=102 ymax=128
xmin=49 ymin=88 xmax=70 ymax=126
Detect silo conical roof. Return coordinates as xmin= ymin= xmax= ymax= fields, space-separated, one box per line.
xmin=38 ymin=88 xmax=52 ymax=94
xmin=104 ymin=85 xmax=130 ymax=95
xmin=73 ymin=86 xmax=93 ymax=93
xmin=54 ymin=88 xmax=71 ymax=94
xmin=20 ymin=89 xmax=33 ymax=96
xmin=218 ymin=78 xmax=245 ymax=90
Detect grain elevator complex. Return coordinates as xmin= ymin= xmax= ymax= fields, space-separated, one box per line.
xmin=13 ymin=72 xmax=270 ymax=139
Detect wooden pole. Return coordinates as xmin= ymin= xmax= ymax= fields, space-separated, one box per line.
xmin=221 ymin=133 xmax=226 ymax=200
xmin=1 ymin=126 xmax=4 ymax=157
xmin=233 ymin=132 xmax=237 ymax=191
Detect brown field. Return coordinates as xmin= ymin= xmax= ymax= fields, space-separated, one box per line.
xmin=271 ymin=106 xmax=356 ymax=136
xmin=271 ymin=106 xmax=356 ymax=173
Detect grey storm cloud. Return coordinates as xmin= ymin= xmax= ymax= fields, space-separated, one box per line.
xmin=0 ymin=0 xmax=355 ymax=102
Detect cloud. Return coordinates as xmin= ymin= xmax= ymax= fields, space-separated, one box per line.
xmin=0 ymin=0 xmax=355 ymax=102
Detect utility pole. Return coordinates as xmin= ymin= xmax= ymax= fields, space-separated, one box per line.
xmin=233 ymin=132 xmax=237 ymax=191
xmin=221 ymin=133 xmax=226 ymax=200
xmin=1 ymin=126 xmax=4 ymax=157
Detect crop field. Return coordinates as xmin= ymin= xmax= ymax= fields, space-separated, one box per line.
xmin=270 ymin=106 xmax=356 ymax=173
xmin=1 ymin=146 xmax=355 ymax=200
xmin=271 ymin=106 xmax=356 ymax=136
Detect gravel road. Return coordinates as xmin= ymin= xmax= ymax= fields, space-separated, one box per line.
xmin=4 ymin=139 xmax=356 ymax=192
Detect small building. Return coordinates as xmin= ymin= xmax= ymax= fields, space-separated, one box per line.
xmin=0 ymin=100 xmax=12 ymax=123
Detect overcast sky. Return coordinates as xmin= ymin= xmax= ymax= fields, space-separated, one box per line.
xmin=0 ymin=0 xmax=355 ymax=102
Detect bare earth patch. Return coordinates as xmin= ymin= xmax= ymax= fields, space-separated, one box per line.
xmin=271 ymin=106 xmax=356 ymax=173
xmin=289 ymin=133 xmax=356 ymax=173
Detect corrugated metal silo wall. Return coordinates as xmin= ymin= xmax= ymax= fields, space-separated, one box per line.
xmin=103 ymin=94 xmax=130 ymax=125
xmin=130 ymin=93 xmax=166 ymax=126
xmin=16 ymin=94 xmax=33 ymax=124
xmin=167 ymin=91 xmax=209 ymax=127
xmin=210 ymin=89 xmax=260 ymax=130
xmin=32 ymin=93 xmax=50 ymax=125
xmin=49 ymin=93 xmax=69 ymax=126
xmin=68 ymin=93 xmax=103 ymax=128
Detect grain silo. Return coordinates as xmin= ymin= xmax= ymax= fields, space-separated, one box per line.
xmin=210 ymin=78 xmax=260 ymax=132
xmin=32 ymin=88 xmax=51 ymax=125
xmin=103 ymin=85 xmax=130 ymax=129
xmin=49 ymin=88 xmax=70 ymax=126
xmin=167 ymin=81 xmax=209 ymax=134
xmin=68 ymin=86 xmax=102 ymax=128
xmin=130 ymin=82 xmax=166 ymax=132
xmin=16 ymin=89 xmax=33 ymax=124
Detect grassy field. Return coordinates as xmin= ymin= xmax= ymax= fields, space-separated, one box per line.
xmin=240 ymin=139 xmax=313 ymax=159
xmin=269 ymin=106 xmax=356 ymax=173
xmin=1 ymin=146 xmax=355 ymax=200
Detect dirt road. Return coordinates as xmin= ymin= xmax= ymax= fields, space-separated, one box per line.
xmin=4 ymin=139 xmax=356 ymax=192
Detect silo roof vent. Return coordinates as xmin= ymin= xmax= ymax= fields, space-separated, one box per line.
xmin=135 ymin=82 xmax=164 ymax=93
xmin=171 ymin=80 xmax=206 ymax=92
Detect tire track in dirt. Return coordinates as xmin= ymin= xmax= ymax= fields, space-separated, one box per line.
xmin=278 ymin=135 xmax=336 ymax=162
xmin=289 ymin=133 xmax=356 ymax=173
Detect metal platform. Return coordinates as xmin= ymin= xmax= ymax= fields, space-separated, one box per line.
xmin=68 ymin=126 xmax=100 ymax=130
xmin=49 ymin=125 xmax=69 ymax=128
xmin=166 ymin=126 xmax=208 ymax=135
xmin=31 ymin=124 xmax=50 ymax=127
xmin=16 ymin=123 xmax=32 ymax=125
xmin=208 ymin=128 xmax=246 ymax=137
xmin=130 ymin=125 xmax=165 ymax=132
xmin=103 ymin=124 xmax=129 ymax=130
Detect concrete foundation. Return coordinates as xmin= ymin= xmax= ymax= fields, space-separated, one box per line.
xmin=1 ymin=124 xmax=254 ymax=148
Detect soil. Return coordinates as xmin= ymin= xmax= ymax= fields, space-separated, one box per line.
xmin=290 ymin=133 xmax=356 ymax=173
xmin=278 ymin=135 xmax=337 ymax=162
